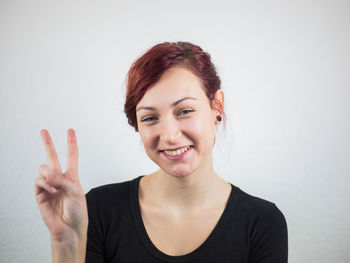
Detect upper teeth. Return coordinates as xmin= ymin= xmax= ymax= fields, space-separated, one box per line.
xmin=164 ymin=146 xmax=191 ymax=156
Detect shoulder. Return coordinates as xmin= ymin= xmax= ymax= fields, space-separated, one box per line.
xmin=86 ymin=179 xmax=131 ymax=199
xmin=85 ymin=176 xmax=140 ymax=211
xmin=231 ymin=186 xmax=288 ymax=261
xmin=232 ymin=185 xmax=287 ymax=229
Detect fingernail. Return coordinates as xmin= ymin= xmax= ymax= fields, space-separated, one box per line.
xmin=68 ymin=129 xmax=76 ymax=143
xmin=46 ymin=174 xmax=53 ymax=182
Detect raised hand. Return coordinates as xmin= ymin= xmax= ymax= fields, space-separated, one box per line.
xmin=35 ymin=129 xmax=88 ymax=241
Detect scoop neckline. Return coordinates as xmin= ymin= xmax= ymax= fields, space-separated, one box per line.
xmin=130 ymin=175 xmax=238 ymax=263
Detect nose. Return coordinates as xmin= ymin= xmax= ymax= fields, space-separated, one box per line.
xmin=159 ymin=116 xmax=181 ymax=145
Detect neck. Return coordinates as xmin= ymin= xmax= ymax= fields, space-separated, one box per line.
xmin=147 ymin=157 xmax=224 ymax=213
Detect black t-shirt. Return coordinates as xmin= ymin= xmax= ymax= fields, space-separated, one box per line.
xmin=85 ymin=175 xmax=288 ymax=263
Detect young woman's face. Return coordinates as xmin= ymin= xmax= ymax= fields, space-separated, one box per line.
xmin=136 ymin=66 xmax=222 ymax=178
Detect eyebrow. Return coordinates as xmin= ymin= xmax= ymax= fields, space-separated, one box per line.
xmin=136 ymin=97 xmax=197 ymax=112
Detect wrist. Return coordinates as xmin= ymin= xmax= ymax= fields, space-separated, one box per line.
xmin=51 ymin=234 xmax=87 ymax=263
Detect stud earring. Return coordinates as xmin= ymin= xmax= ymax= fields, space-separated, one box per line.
xmin=216 ymin=115 xmax=222 ymax=122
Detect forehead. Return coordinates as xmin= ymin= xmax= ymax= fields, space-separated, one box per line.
xmin=137 ymin=67 xmax=207 ymax=107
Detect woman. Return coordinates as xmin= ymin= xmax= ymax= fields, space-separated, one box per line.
xmin=35 ymin=41 xmax=288 ymax=263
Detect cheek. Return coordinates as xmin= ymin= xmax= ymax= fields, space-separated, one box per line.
xmin=139 ymin=127 xmax=157 ymax=148
xmin=183 ymin=118 xmax=203 ymax=134
xmin=183 ymin=115 xmax=215 ymax=140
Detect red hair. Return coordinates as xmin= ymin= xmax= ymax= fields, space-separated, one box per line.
xmin=124 ymin=41 xmax=224 ymax=131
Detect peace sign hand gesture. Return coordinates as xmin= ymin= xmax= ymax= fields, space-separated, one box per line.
xmin=35 ymin=129 xmax=88 ymax=241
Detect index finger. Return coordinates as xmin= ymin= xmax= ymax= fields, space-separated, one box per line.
xmin=40 ymin=129 xmax=62 ymax=174
xmin=67 ymin=128 xmax=78 ymax=173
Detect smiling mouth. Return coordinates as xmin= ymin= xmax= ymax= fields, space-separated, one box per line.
xmin=159 ymin=145 xmax=193 ymax=156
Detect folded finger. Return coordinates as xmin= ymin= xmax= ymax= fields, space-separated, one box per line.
xmin=38 ymin=164 xmax=56 ymax=180
xmin=35 ymin=176 xmax=58 ymax=196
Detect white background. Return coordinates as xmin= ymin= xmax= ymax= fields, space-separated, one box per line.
xmin=1 ymin=0 xmax=349 ymax=262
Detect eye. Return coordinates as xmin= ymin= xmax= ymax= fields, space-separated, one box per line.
xmin=141 ymin=116 xmax=158 ymax=122
xmin=178 ymin=109 xmax=194 ymax=116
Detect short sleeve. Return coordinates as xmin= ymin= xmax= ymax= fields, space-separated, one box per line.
xmin=248 ymin=204 xmax=288 ymax=263
xmin=85 ymin=189 xmax=105 ymax=263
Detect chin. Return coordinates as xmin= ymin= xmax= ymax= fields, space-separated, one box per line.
xmin=162 ymin=165 xmax=197 ymax=178
xmin=150 ymin=152 xmax=200 ymax=178
xmin=168 ymin=172 xmax=190 ymax=178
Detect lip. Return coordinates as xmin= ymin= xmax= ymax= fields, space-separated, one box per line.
xmin=160 ymin=145 xmax=192 ymax=152
xmin=160 ymin=146 xmax=193 ymax=161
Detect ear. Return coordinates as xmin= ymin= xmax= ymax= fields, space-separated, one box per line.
xmin=213 ymin=89 xmax=224 ymax=124
xmin=215 ymin=89 xmax=224 ymax=111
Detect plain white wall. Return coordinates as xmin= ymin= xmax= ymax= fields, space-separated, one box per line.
xmin=1 ymin=0 xmax=349 ymax=262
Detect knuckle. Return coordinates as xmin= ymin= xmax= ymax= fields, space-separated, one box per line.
xmin=37 ymin=175 xmax=45 ymax=183
xmin=38 ymin=164 xmax=48 ymax=171
xmin=35 ymin=177 xmax=44 ymax=188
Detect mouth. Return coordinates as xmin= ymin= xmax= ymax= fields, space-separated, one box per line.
xmin=159 ymin=145 xmax=193 ymax=156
